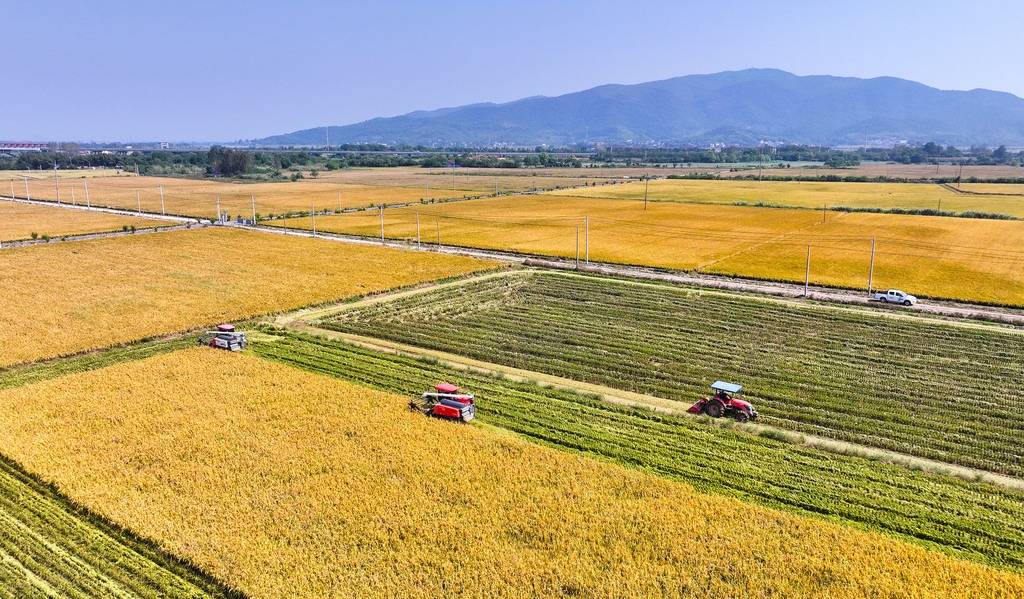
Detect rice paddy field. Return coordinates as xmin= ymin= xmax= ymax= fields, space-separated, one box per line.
xmin=8 ymin=175 xmax=449 ymax=219
xmin=267 ymin=194 xmax=1024 ymax=305
xmin=0 ymin=346 xmax=1020 ymax=598
xmin=4 ymin=168 xmax=612 ymax=220
xmin=0 ymin=226 xmax=494 ymax=367
xmin=548 ymin=178 xmax=1024 ymax=216
xmin=323 ymin=271 xmax=1024 ymax=475
xmin=0 ymin=200 xmax=169 ymax=242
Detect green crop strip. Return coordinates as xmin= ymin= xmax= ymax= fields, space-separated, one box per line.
xmin=251 ymin=328 xmax=1024 ymax=572
xmin=0 ymin=337 xmax=195 ymax=391
xmin=321 ymin=271 xmax=1024 ymax=477
xmin=0 ymin=452 xmax=243 ymax=599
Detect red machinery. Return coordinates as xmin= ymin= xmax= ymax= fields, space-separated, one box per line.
xmin=198 ymin=324 xmax=247 ymax=351
xmin=410 ymin=383 xmax=476 ymax=422
xmin=688 ymin=381 xmax=758 ymax=423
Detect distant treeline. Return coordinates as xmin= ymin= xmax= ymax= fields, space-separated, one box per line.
xmin=594 ymin=142 xmax=1024 ymax=167
xmin=0 ymin=147 xmax=581 ymax=177
xmin=2 ymin=142 xmax=1021 ymax=179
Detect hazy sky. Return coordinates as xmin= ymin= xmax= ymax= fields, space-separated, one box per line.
xmin=2 ymin=0 xmax=1022 ymax=142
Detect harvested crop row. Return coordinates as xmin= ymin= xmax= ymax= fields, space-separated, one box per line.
xmin=0 ymin=452 xmax=237 ymax=598
xmin=252 ymin=329 xmax=1024 ymax=572
xmin=0 ymin=346 xmax=1020 ymax=598
xmin=322 ymin=272 xmax=1024 ymax=476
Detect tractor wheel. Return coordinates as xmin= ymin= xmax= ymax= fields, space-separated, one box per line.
xmin=734 ymin=411 xmax=750 ymax=424
xmin=904 ymin=300 xmax=912 ymax=306
xmin=704 ymin=401 xmax=724 ymax=418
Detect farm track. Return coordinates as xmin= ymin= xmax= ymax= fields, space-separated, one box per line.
xmin=249 ymin=327 xmax=1024 ymax=572
xmin=318 ymin=270 xmax=1024 ymax=477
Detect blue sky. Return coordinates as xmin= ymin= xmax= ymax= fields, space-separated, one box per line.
xmin=2 ymin=0 xmax=1022 ymax=142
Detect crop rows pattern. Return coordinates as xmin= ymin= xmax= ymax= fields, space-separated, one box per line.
xmin=252 ymin=329 xmax=1024 ymax=572
xmin=0 ymin=453 xmax=237 ymax=599
xmin=323 ymin=272 xmax=1024 ymax=476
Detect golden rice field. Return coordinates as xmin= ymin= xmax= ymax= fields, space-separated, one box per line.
xmin=0 ymin=200 xmax=168 ymax=242
xmin=10 ymin=175 xmax=459 ymax=220
xmin=548 ymin=178 xmax=1024 ymax=216
xmin=958 ymin=183 xmax=1024 ymax=195
xmin=314 ymin=166 xmax=617 ymax=193
xmin=274 ymin=195 xmax=1024 ymax=305
xmin=0 ymin=348 xmax=1019 ymax=598
xmin=0 ymin=227 xmax=494 ymax=367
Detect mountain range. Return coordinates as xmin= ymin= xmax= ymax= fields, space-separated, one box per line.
xmin=255 ymin=69 xmax=1024 ymax=147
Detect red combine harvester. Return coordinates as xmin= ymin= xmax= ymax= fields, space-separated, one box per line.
xmin=198 ymin=324 xmax=247 ymax=351
xmin=409 ymin=383 xmax=476 ymax=423
xmin=688 ymin=381 xmax=758 ymax=423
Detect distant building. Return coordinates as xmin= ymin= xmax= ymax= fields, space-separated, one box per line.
xmin=0 ymin=142 xmax=46 ymax=155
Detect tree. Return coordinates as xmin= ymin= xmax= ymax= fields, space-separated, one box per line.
xmin=207 ymin=147 xmax=253 ymax=176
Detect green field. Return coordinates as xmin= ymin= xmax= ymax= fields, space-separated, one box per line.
xmin=320 ymin=271 xmax=1024 ymax=477
xmin=251 ymin=327 xmax=1024 ymax=571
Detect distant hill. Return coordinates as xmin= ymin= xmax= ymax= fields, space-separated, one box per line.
xmin=255 ymin=69 xmax=1024 ymax=147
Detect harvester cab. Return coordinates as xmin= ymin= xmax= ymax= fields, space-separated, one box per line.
xmin=410 ymin=383 xmax=476 ymax=423
xmin=198 ymin=324 xmax=248 ymax=351
xmin=687 ymin=381 xmax=758 ymax=423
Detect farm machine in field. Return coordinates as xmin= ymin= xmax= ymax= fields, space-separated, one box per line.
xmin=198 ymin=324 xmax=248 ymax=351
xmin=410 ymin=383 xmax=476 ymax=423
xmin=688 ymin=381 xmax=758 ymax=423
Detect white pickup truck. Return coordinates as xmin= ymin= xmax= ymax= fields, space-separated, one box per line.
xmin=874 ymin=289 xmax=917 ymax=306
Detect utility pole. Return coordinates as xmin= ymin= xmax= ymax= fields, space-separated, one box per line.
xmin=71 ymin=187 xmax=75 ymax=206
xmin=436 ymin=218 xmax=441 ymax=249
xmin=452 ymin=164 xmax=456 ymax=191
xmin=823 ymin=204 xmax=826 ymax=222
xmin=426 ymin=182 xmax=429 ymax=202
xmin=135 ymin=164 xmax=139 ymax=177
xmin=54 ymin=162 xmax=60 ymax=203
xmin=957 ymin=162 xmax=964 ymax=189
xmin=495 ymin=178 xmax=498 ymax=196
xmin=644 ymin=172 xmax=649 ymax=210
xmin=575 ymin=226 xmax=580 ymax=269
xmin=251 ymin=195 xmax=256 ymax=222
xmin=9 ymin=180 xmax=13 ymax=200
xmin=136 ymin=190 xmax=141 ymax=215
xmin=937 ymin=197 xmax=941 ymax=213
xmin=804 ymin=245 xmax=811 ymax=297
xmin=326 ymin=126 xmax=330 ymax=151
xmin=216 ymin=198 xmax=221 ymax=224
xmin=338 ymin=188 xmax=342 ymax=212
xmin=160 ymin=186 xmax=165 ymax=215
xmin=867 ymin=237 xmax=876 ymax=294
xmin=585 ymin=216 xmax=589 ymax=264
xmin=416 ymin=213 xmax=421 ymax=250
xmin=379 ymin=206 xmax=384 ymax=241
xmin=84 ymin=179 xmax=89 ymax=208
xmin=24 ymin=177 xmax=30 ymax=201
xmin=311 ymin=205 xmax=316 ymax=237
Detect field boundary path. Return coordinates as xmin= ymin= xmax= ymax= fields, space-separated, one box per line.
xmin=8 ymin=193 xmax=1024 ymax=326
xmin=268 ymin=273 xmax=1024 ymax=494
xmin=236 ymin=221 xmax=1024 ymax=326
xmin=0 ymin=195 xmax=198 ymax=223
